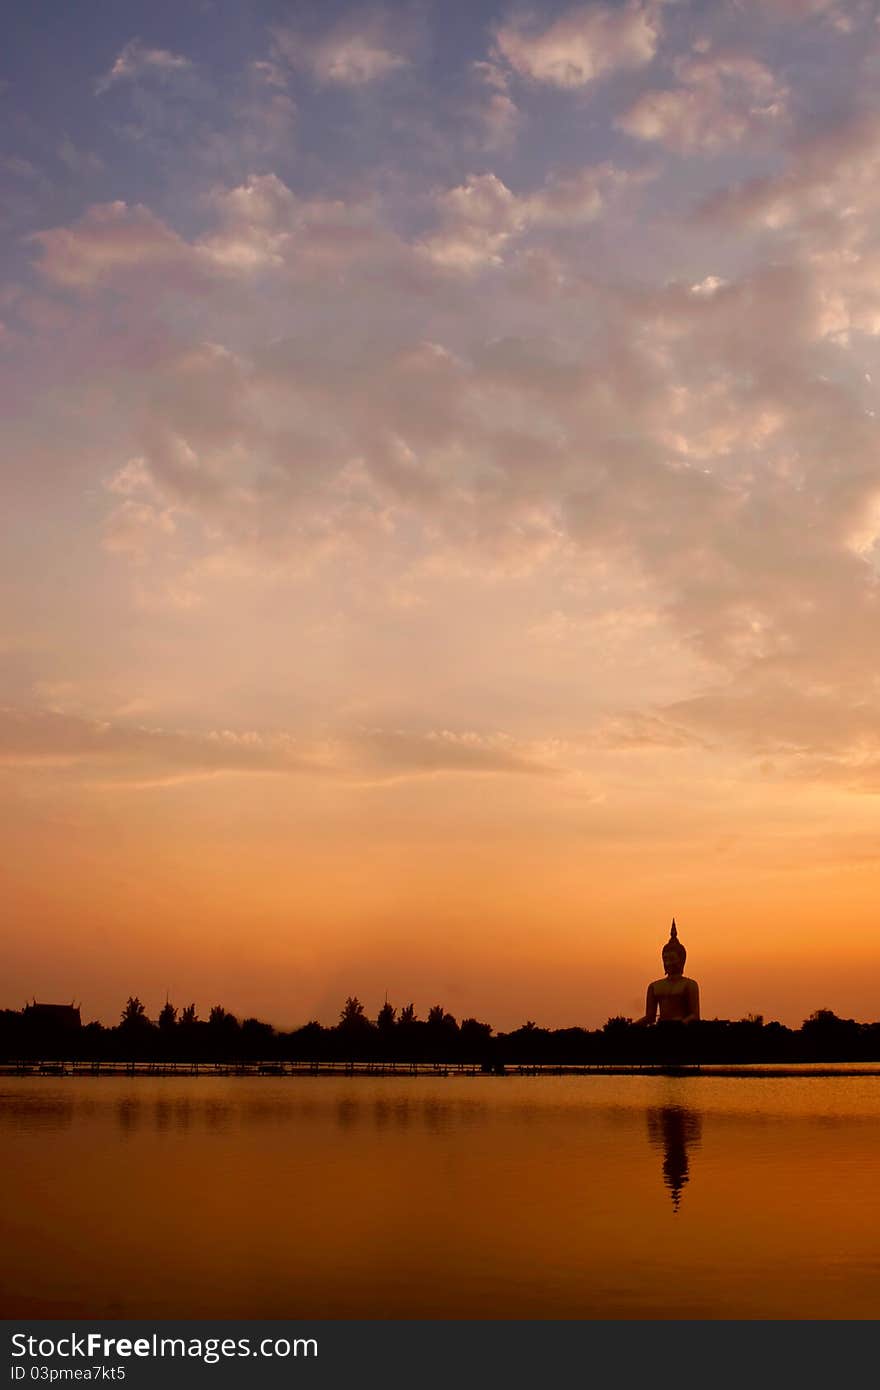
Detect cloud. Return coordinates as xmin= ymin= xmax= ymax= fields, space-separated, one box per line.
xmin=18 ymin=21 xmax=880 ymax=801
xmin=197 ymin=175 xmax=391 ymax=282
xmin=700 ymin=111 xmax=880 ymax=342
xmin=27 ymin=178 xmax=390 ymax=296
xmin=492 ymin=1 xmax=660 ymax=89
xmin=94 ymin=37 xmax=295 ymax=179
xmin=96 ymin=38 xmax=193 ymax=94
xmin=349 ymin=728 xmax=564 ymax=779
xmin=738 ymin=0 xmax=855 ymax=22
xmin=0 ymin=707 xmax=562 ymax=788
xmin=271 ymin=14 xmax=409 ymax=86
xmin=0 ymin=706 xmax=313 ymax=779
xmin=596 ymin=712 xmax=709 ymax=751
xmin=470 ymin=61 xmax=522 ymax=152
xmin=102 ymin=500 xmax=177 ymax=559
xmin=28 ymin=201 xmax=199 ymax=289
xmin=420 ymin=163 xmax=633 ymax=269
xmin=26 ymin=163 xmax=880 ymax=703
xmin=57 ymin=136 xmax=105 ymax=176
xmin=701 ymin=110 xmax=880 ymax=234
xmin=419 ymin=174 xmax=527 ymax=270
xmin=618 ymin=50 xmax=786 ymax=152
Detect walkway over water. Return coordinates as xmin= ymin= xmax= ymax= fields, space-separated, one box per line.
xmin=3 ymin=1059 xmax=880 ymax=1078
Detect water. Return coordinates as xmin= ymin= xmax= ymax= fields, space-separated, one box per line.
xmin=3 ymin=1070 xmax=880 ymax=1319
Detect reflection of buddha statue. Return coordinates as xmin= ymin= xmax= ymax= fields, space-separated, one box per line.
xmin=637 ymin=920 xmax=700 ymax=1025
xmin=647 ymin=1106 xmax=702 ymax=1212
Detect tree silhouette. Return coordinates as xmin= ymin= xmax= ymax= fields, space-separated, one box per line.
xmin=398 ymin=1003 xmax=417 ymax=1025
xmin=209 ymin=1005 xmax=239 ymax=1034
xmin=120 ymin=996 xmax=150 ymax=1028
xmin=804 ymin=1009 xmax=843 ymax=1028
xmin=179 ymin=1003 xmax=198 ymax=1026
xmin=460 ymin=1018 xmax=492 ymax=1051
xmin=158 ymin=1001 xmax=177 ymax=1031
xmin=428 ymin=1005 xmax=457 ymax=1029
xmin=377 ymin=1001 xmax=396 ymax=1031
xmin=339 ymin=996 xmax=367 ymax=1027
xmin=603 ymin=1016 xmax=632 ymax=1032
xmin=241 ymin=1017 xmax=274 ymax=1056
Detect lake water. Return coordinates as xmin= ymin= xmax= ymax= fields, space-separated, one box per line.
xmin=3 ymin=1069 xmax=880 ymax=1319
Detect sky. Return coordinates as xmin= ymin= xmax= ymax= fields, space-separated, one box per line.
xmin=3 ymin=0 xmax=880 ymax=1030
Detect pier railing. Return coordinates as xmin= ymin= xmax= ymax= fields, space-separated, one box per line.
xmin=3 ymin=1059 xmax=880 ymax=1077
xmin=0 ymin=1058 xmax=691 ymax=1077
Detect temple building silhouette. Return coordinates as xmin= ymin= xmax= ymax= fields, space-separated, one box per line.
xmin=22 ymin=1002 xmax=81 ymax=1030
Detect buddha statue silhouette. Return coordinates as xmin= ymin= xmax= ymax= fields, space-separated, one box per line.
xmin=637 ymin=920 xmax=700 ymax=1025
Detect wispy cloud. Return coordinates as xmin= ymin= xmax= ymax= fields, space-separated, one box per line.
xmin=96 ymin=38 xmax=193 ymax=94
xmin=0 ymin=708 xmax=563 ymax=788
xmin=271 ymin=12 xmax=411 ymax=86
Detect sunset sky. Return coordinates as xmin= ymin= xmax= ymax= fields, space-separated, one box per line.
xmin=4 ymin=0 xmax=880 ymax=1030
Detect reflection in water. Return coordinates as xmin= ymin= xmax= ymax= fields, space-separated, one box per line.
xmin=646 ymin=1106 xmax=702 ymax=1212
xmin=5 ymin=1077 xmax=880 ymax=1318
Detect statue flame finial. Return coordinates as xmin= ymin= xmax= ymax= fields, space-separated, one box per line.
xmin=662 ymin=919 xmax=686 ymax=966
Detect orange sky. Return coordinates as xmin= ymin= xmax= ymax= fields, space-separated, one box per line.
xmin=4 ymin=0 xmax=880 ymax=1030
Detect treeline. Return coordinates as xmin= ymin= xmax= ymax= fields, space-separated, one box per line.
xmin=3 ymin=999 xmax=880 ymax=1065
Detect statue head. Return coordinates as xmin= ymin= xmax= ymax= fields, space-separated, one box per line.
xmin=661 ymin=919 xmax=687 ymax=976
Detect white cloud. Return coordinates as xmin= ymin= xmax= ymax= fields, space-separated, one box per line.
xmin=419 ymin=174 xmax=527 ymax=270
xmin=689 ymin=275 xmax=727 ymax=296
xmin=419 ymin=163 xmax=637 ymax=269
xmin=29 ymin=201 xmax=198 ymax=289
xmin=618 ymin=51 xmax=786 ymax=152
xmin=493 ymin=1 xmax=660 ymax=89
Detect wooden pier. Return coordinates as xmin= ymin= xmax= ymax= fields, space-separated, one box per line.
xmin=0 ymin=1059 xmax=488 ymax=1078
xmin=2 ymin=1060 xmax=876 ymax=1078
xmin=0 ymin=1058 xmax=700 ymax=1078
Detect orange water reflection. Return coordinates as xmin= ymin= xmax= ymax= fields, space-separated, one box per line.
xmin=2 ymin=1074 xmax=879 ymax=1318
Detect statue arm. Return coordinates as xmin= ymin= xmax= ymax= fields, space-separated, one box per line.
xmin=683 ymin=979 xmax=700 ymax=1024
xmin=636 ymin=983 xmax=657 ymax=1026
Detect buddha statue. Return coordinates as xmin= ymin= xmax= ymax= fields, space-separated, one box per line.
xmin=637 ymin=920 xmax=700 ymax=1025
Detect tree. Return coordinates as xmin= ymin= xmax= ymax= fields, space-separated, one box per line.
xmin=209 ymin=1005 xmax=239 ymax=1029
xmin=603 ymin=1016 xmax=632 ymax=1032
xmin=377 ymin=1001 xmax=396 ymax=1031
xmin=179 ymin=1004 xmax=198 ymax=1026
xmin=120 ymin=996 xmax=150 ymax=1029
xmin=460 ymin=1018 xmax=492 ymax=1048
xmin=158 ymin=1001 xmax=177 ymax=1031
xmin=803 ymin=1009 xmax=843 ymax=1028
xmin=398 ymin=1003 xmax=417 ymax=1026
xmin=428 ymin=1005 xmax=457 ymax=1029
xmin=339 ymin=996 xmax=367 ymax=1027
xmin=241 ymin=1018 xmax=274 ymax=1054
